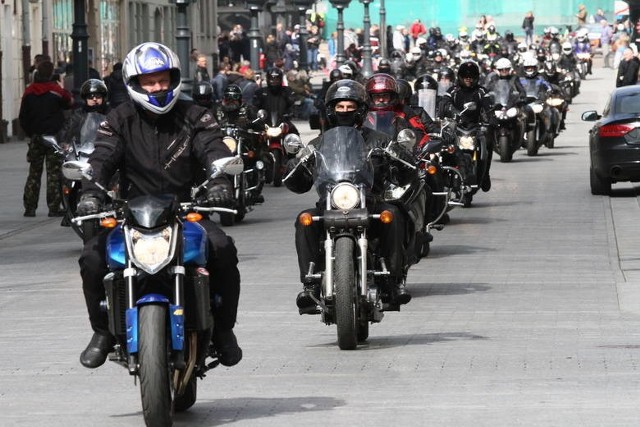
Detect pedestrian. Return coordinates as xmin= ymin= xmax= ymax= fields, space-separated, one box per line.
xmin=307 ymin=25 xmax=322 ymax=72
xmin=236 ymin=68 xmax=260 ymax=105
xmin=263 ymin=34 xmax=281 ymax=70
xmin=410 ymin=19 xmax=427 ymax=48
xmin=601 ymin=20 xmax=614 ymax=68
xmin=616 ymin=48 xmax=640 ymax=87
xmin=18 ymin=60 xmax=74 ymax=217
xmin=576 ymin=4 xmax=588 ymax=28
xmin=392 ymin=25 xmax=406 ymax=53
xmin=594 ymin=8 xmax=606 ymax=24
xmin=193 ymin=54 xmax=211 ymax=84
xmin=522 ymin=11 xmax=535 ymax=47
xmin=103 ymin=62 xmax=129 ymax=108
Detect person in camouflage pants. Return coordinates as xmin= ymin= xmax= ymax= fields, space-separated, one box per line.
xmin=23 ymin=137 xmax=63 ymax=216
xmin=18 ymin=59 xmax=73 ymax=217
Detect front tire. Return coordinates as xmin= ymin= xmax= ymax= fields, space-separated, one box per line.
xmin=526 ymin=125 xmax=538 ymax=156
xmin=334 ymin=237 xmax=357 ymax=350
xmin=138 ymin=304 xmax=173 ymax=427
xmin=499 ymin=135 xmax=512 ymax=162
xmin=272 ymin=150 xmax=284 ymax=187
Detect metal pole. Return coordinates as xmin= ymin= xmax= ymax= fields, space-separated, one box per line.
xmin=72 ymin=0 xmax=89 ymax=98
xmin=248 ymin=6 xmax=261 ymax=73
xmin=298 ymin=6 xmax=308 ymax=70
xmin=335 ymin=6 xmax=346 ymax=66
xmin=21 ymin=0 xmax=32 ymax=87
xmin=379 ymin=0 xmax=386 ymax=59
xmin=360 ymin=0 xmax=373 ymax=78
xmin=211 ymin=0 xmax=219 ymax=75
xmin=175 ymin=3 xmax=192 ymax=93
xmin=42 ymin=1 xmax=50 ymax=57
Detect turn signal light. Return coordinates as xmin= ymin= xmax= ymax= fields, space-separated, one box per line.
xmin=185 ymin=212 xmax=203 ymax=222
xmin=298 ymin=212 xmax=314 ymax=226
xmin=100 ymin=217 xmax=118 ymax=228
xmin=379 ymin=210 xmax=393 ymax=224
xmin=426 ymin=165 xmax=438 ymax=175
xmin=62 ymin=186 xmax=71 ymax=195
xmin=599 ymin=124 xmax=634 ymax=138
xmin=246 ymin=150 xmax=256 ymax=160
xmin=447 ymin=145 xmax=456 ymax=153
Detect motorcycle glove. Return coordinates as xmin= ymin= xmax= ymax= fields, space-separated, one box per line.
xmin=206 ymin=181 xmax=234 ymax=207
xmin=76 ymin=194 xmax=102 ymax=216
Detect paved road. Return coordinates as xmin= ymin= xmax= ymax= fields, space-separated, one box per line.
xmin=3 ymin=66 xmax=640 ymax=426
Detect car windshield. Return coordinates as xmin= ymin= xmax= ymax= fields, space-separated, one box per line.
xmin=614 ymin=92 xmax=640 ymax=115
xmin=314 ymin=126 xmax=374 ymax=196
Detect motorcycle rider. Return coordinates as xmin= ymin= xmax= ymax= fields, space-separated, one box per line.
xmin=75 ymin=42 xmax=242 ymax=369
xmin=192 ymin=80 xmax=216 ymax=110
xmin=286 ymin=79 xmax=413 ymax=313
xmin=59 ymin=79 xmax=110 ymax=145
xmin=573 ymin=28 xmax=593 ymax=75
xmin=519 ymin=55 xmax=555 ymax=144
xmin=439 ymin=60 xmax=494 ymax=192
xmin=252 ymin=67 xmax=299 ymax=134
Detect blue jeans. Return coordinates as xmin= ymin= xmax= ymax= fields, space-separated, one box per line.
xmin=307 ymin=47 xmax=319 ymax=71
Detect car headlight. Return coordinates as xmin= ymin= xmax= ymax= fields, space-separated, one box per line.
xmin=330 ymin=183 xmax=360 ymax=211
xmin=458 ymin=135 xmax=476 ymax=150
xmin=266 ymin=127 xmax=283 ymax=138
xmin=126 ymin=226 xmax=175 ymax=274
xmin=507 ymin=107 xmax=518 ymax=118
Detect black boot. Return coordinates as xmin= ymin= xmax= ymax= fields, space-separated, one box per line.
xmin=296 ymin=283 xmax=320 ymax=314
xmin=481 ymin=174 xmax=491 ymax=192
xmin=395 ymin=282 xmax=412 ymax=305
xmin=212 ymin=328 xmax=242 ymax=367
xmin=80 ymin=332 xmax=115 ymax=368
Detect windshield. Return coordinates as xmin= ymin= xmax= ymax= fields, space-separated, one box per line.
xmin=78 ymin=112 xmax=105 ymax=154
xmin=493 ymin=80 xmax=515 ymax=107
xmin=314 ymin=126 xmax=374 ymax=196
xmin=521 ymin=78 xmax=542 ymax=99
xmin=362 ymin=110 xmax=397 ymax=138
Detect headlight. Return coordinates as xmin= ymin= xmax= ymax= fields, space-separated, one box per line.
xmin=546 ymin=98 xmax=564 ymax=107
xmin=266 ymin=127 xmax=283 ymax=138
xmin=283 ymin=133 xmax=302 ymax=154
xmin=126 ymin=226 xmax=175 ymax=274
xmin=507 ymin=108 xmax=518 ymax=118
xmin=223 ymin=136 xmax=237 ymax=153
xmin=531 ymin=104 xmax=543 ymax=114
xmin=494 ymin=110 xmax=506 ymax=119
xmin=330 ymin=183 xmax=360 ymax=211
xmin=458 ymin=135 xmax=476 ymax=150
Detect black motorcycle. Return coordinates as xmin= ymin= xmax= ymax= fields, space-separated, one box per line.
xmin=521 ymin=79 xmax=554 ymax=156
xmin=218 ymin=123 xmax=267 ymax=226
xmin=283 ymin=126 xmax=423 ymax=349
xmin=62 ymin=156 xmax=244 ymax=427
xmin=490 ymin=80 xmax=525 ymax=163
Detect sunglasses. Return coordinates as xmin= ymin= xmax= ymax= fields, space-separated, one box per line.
xmin=86 ymin=94 xmax=104 ymax=100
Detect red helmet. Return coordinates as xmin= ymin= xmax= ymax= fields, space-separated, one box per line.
xmin=365 ymin=73 xmax=399 ymax=111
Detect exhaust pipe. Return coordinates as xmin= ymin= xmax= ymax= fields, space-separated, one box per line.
xmin=610 ymin=166 xmax=622 ymax=177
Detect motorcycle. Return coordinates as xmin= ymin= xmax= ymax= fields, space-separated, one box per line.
xmin=261 ymin=109 xmax=300 ymax=187
xmin=62 ymin=156 xmax=244 ymax=427
xmin=545 ymin=90 xmax=565 ymax=144
xmin=576 ymin=52 xmax=590 ymax=80
xmin=558 ymin=67 xmax=580 ymax=101
xmin=521 ymin=79 xmax=554 ymax=156
xmin=217 ymin=123 xmax=268 ymax=226
xmin=283 ymin=126 xmax=422 ymax=350
xmin=490 ymin=80 xmax=525 ymax=163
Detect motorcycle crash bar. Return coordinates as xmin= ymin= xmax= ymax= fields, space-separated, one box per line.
xmin=298 ymin=210 xmax=393 ymax=227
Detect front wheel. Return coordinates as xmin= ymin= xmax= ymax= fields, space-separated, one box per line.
xmin=499 ymin=135 xmax=512 ymax=163
xmin=138 ymin=304 xmax=173 ymax=427
xmin=272 ymin=149 xmax=284 ymax=187
xmin=526 ymin=124 xmax=538 ymax=156
xmin=334 ymin=237 xmax=357 ymax=350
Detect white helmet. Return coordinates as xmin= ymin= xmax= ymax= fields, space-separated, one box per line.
xmin=562 ymin=42 xmax=573 ymax=54
xmin=338 ymin=64 xmax=353 ymax=78
xmin=122 ymin=42 xmax=182 ymax=115
xmin=522 ymin=55 xmax=539 ymax=77
xmin=495 ymin=57 xmax=512 ymax=71
xmin=517 ymin=42 xmax=528 ymax=53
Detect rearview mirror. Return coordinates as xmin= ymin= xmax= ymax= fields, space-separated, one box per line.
xmin=210 ymin=156 xmax=244 ymax=178
xmin=62 ymin=160 xmax=93 ymax=181
xmin=283 ymin=133 xmax=304 ymax=154
xmin=581 ymin=110 xmax=600 ymax=121
xmin=396 ymin=128 xmax=417 ymax=152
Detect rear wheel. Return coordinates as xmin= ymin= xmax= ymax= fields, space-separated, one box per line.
xmin=138 ymin=304 xmax=173 ymax=427
xmin=590 ymin=166 xmax=611 ymax=195
xmin=334 ymin=237 xmax=357 ymax=350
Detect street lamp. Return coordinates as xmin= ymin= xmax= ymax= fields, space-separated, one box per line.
xmin=247 ymin=0 xmax=269 ymax=73
xmin=360 ymin=0 xmax=373 ymax=78
xmin=170 ymin=0 xmax=196 ymax=93
xmin=294 ymin=0 xmax=314 ymax=71
xmin=329 ymin=0 xmax=352 ymax=66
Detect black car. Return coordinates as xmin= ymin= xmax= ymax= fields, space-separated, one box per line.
xmin=582 ymin=85 xmax=640 ymax=195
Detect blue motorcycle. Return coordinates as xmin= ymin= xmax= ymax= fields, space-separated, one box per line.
xmin=62 ymin=156 xmax=243 ymax=427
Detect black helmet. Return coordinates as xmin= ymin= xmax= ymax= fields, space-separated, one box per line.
xmin=504 ymin=30 xmax=514 ymax=41
xmin=328 ymin=68 xmax=343 ymax=83
xmin=80 ymin=79 xmax=108 ymax=100
xmin=414 ymin=74 xmax=438 ymax=91
xmin=396 ymin=79 xmax=412 ymax=104
xmin=80 ymin=79 xmax=108 ymax=112
xmin=222 ymin=84 xmax=243 ymax=112
xmin=378 ymin=58 xmax=392 ymax=73
xmin=192 ymin=81 xmax=214 ymax=108
xmin=324 ymin=79 xmax=368 ymax=127
xmin=266 ymin=68 xmax=284 ymax=87
xmin=437 ymin=67 xmax=455 ymax=82
xmin=457 ymin=61 xmax=480 ymax=87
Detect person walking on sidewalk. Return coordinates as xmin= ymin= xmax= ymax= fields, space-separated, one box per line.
xmin=616 ymin=48 xmax=640 ymax=87
xmin=18 ymin=60 xmax=73 ymax=217
xmin=601 ymin=20 xmax=614 ymax=68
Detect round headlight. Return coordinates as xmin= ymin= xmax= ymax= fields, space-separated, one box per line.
xmin=283 ymin=133 xmax=303 ymax=154
xmin=330 ymin=183 xmax=360 ymax=211
xmin=222 ymin=136 xmax=237 ymax=153
xmin=506 ymin=107 xmax=518 ymax=118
